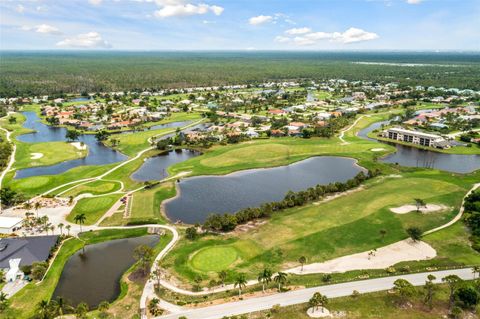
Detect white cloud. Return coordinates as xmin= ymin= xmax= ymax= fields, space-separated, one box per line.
xmin=56 ymin=32 xmax=111 ymax=48
xmin=89 ymin=0 xmax=103 ymax=5
xmin=21 ymin=24 xmax=62 ymax=35
xmin=406 ymin=0 xmax=423 ymax=4
xmin=249 ymin=15 xmax=272 ymax=26
xmin=332 ymin=27 xmax=379 ymax=43
xmin=274 ymin=36 xmax=290 ymax=43
xmin=153 ymin=0 xmax=224 ymax=18
xmin=16 ymin=4 xmax=25 ymax=13
xmin=276 ymin=27 xmax=379 ymax=46
xmin=285 ymin=27 xmax=311 ymax=35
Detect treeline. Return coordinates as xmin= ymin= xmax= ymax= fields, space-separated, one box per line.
xmin=1 ymin=52 xmax=480 ymax=96
xmin=0 ymin=138 xmax=13 ymax=173
xmin=203 ymin=170 xmax=379 ymax=232
xmin=464 ymin=190 xmax=480 ymax=251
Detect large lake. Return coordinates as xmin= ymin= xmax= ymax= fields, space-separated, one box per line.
xmin=164 ymin=156 xmax=366 ymax=224
xmin=53 ymin=235 xmax=159 ymax=308
xmin=358 ymin=120 xmax=480 ymax=173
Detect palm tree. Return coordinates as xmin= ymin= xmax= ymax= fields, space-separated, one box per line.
xmin=274 ymin=272 xmax=288 ymax=291
xmin=234 ymin=273 xmax=247 ymax=297
xmin=423 ymin=274 xmax=436 ymax=310
xmin=50 ymin=225 xmax=55 ymax=235
xmin=98 ymin=301 xmax=110 ymax=318
xmin=299 ymin=256 xmax=307 ymax=272
xmin=74 ymin=213 xmax=87 ymax=233
xmin=23 ymin=201 xmax=32 ymax=212
xmin=414 ymin=198 xmax=426 ymax=212
xmin=58 ymin=223 xmax=64 ymax=235
xmin=66 ymin=225 xmax=71 ymax=236
xmin=257 ymin=268 xmax=272 ymax=293
xmin=35 ymin=300 xmax=50 ymax=319
xmin=34 ymin=201 xmax=42 ymax=218
xmin=218 ymin=270 xmax=227 ymax=287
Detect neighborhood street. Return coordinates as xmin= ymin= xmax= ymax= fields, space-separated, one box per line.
xmin=158 ymin=268 xmax=475 ymax=319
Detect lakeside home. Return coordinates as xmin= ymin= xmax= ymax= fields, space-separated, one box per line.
xmin=382 ymin=127 xmax=449 ymax=149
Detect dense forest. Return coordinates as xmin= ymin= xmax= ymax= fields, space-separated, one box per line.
xmin=1 ymin=51 xmax=480 ymax=96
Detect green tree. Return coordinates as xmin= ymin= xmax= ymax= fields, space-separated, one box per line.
xmin=75 ymin=302 xmax=89 ymax=319
xmin=442 ymin=274 xmax=462 ymax=310
xmin=274 ymin=272 xmax=288 ymax=291
xmin=95 ymin=130 xmax=109 ymax=142
xmin=234 ymin=273 xmax=247 ymax=297
xmin=133 ymin=245 xmax=154 ymax=275
xmin=0 ymin=292 xmax=9 ymax=313
xmin=406 ymin=227 xmax=422 ymax=242
xmin=257 ymin=268 xmax=272 ymax=293
xmin=34 ymin=201 xmax=42 ymax=218
xmin=35 ymin=300 xmax=51 ymax=319
xmin=423 ymin=274 xmax=436 ymax=310
xmin=414 ymin=198 xmax=426 ymax=212
xmin=185 ymin=226 xmax=198 ymax=240
xmin=98 ymin=301 xmax=110 ymax=318
xmin=148 ymin=298 xmax=163 ymax=316
xmin=65 ymin=129 xmax=80 ymax=142
xmin=393 ymin=278 xmax=415 ymax=305
xmin=455 ymin=285 xmax=479 ymax=309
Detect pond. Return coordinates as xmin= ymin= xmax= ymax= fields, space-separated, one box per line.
xmin=15 ymin=111 xmax=128 ymax=179
xmin=357 ymin=120 xmax=480 ymax=173
xmin=53 ymin=235 xmax=159 ymax=308
xmin=131 ymin=149 xmax=201 ymax=181
xmin=163 ymin=156 xmax=366 ymax=224
xmin=69 ymin=97 xmax=92 ymax=103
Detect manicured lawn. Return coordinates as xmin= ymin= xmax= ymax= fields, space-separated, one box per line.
xmin=63 ymin=180 xmax=122 ymax=197
xmin=163 ymin=170 xmax=476 ymax=285
xmin=15 ymin=141 xmax=88 ymax=170
xmin=129 ymin=182 xmax=175 ymax=223
xmin=191 ymin=246 xmax=239 ymax=272
xmin=6 ymin=228 xmax=150 ymax=319
xmin=67 ymin=194 xmax=123 ymax=225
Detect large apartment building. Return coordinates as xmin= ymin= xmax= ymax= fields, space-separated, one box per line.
xmin=382 ymin=127 xmax=449 ymax=149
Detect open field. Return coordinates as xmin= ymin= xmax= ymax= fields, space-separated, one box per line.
xmin=66 ymin=194 xmax=123 ymax=225
xmin=163 ymin=170 xmax=478 ymax=285
xmin=5 ymin=228 xmax=151 ymax=319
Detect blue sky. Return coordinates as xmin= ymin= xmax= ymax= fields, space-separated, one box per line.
xmin=0 ymin=0 xmax=479 ymax=51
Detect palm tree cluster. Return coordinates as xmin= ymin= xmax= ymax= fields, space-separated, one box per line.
xmin=203 ymin=170 xmax=379 ymax=232
xmin=309 ymin=292 xmax=329 ymax=313
xmin=22 ymin=212 xmax=59 ymax=236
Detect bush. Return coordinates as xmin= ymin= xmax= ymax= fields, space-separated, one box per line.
xmin=31 ymin=262 xmax=48 ymax=280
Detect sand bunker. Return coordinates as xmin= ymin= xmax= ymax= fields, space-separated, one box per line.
xmin=286 ymin=239 xmax=436 ymax=275
xmin=371 ymin=148 xmax=386 ymax=152
xmin=390 ymin=204 xmax=448 ymax=214
xmin=30 ymin=153 xmax=44 ymax=160
xmin=70 ymin=142 xmax=87 ymax=150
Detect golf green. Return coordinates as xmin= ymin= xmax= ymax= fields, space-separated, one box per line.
xmin=190 ymin=246 xmax=238 ymax=272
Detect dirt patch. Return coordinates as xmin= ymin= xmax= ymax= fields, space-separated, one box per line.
xmin=128 ymin=268 xmax=149 ymax=283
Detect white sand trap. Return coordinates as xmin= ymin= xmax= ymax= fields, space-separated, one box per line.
xmin=70 ymin=142 xmax=87 ymax=150
xmin=286 ymin=239 xmax=436 ymax=275
xmin=371 ymin=148 xmax=386 ymax=152
xmin=390 ymin=204 xmax=448 ymax=214
xmin=307 ymin=307 xmax=331 ymax=318
xmin=30 ymin=153 xmax=44 ymax=159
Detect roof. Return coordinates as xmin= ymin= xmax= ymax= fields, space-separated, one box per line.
xmin=0 ymin=235 xmax=58 ymax=268
xmin=387 ymin=127 xmax=444 ymax=140
xmin=0 ymin=217 xmax=23 ymax=229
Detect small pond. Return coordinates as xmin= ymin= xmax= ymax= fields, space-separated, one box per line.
xmin=53 ymin=235 xmax=159 ymax=308
xmin=357 ymin=120 xmax=480 ymax=173
xmin=164 ymin=156 xmax=366 ymax=224
xmin=131 ymin=149 xmax=201 ymax=181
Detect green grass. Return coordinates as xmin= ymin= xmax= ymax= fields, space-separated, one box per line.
xmin=163 ymin=170 xmax=477 ymax=285
xmin=14 ymin=141 xmax=88 ymax=170
xmin=190 ymin=246 xmax=239 ymax=272
xmin=129 ymin=182 xmax=175 ymax=223
xmin=67 ymin=194 xmax=123 ymax=225
xmin=6 ymin=228 xmax=150 ymax=319
xmin=63 ymin=180 xmax=122 ymax=197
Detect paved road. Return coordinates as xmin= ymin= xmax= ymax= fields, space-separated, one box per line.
xmin=158 ymin=268 xmax=475 ymax=319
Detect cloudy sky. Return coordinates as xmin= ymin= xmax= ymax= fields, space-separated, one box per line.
xmin=0 ymin=0 xmax=479 ymax=51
